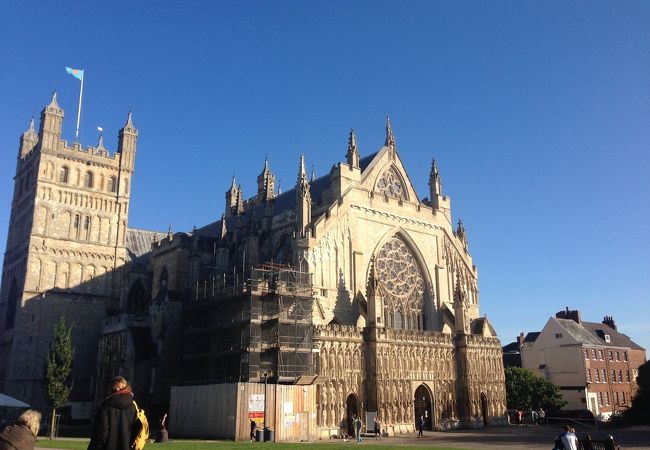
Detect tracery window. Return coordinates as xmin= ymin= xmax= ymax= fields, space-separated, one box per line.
xmin=375 ymin=166 xmax=407 ymax=201
xmin=373 ymin=236 xmax=425 ymax=331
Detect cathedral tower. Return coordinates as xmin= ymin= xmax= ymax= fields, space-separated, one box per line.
xmin=0 ymin=94 xmax=137 ymax=408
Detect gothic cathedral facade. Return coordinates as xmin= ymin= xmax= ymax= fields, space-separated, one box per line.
xmin=1 ymin=93 xmax=506 ymax=433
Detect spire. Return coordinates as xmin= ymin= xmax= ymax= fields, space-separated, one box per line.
xmin=118 ymin=110 xmax=138 ymax=170
xmin=46 ymin=91 xmax=62 ymax=112
xmin=295 ymin=154 xmax=312 ymax=237
xmin=298 ymin=153 xmax=308 ymax=185
xmin=456 ymin=218 xmax=468 ymax=250
xmin=346 ymin=129 xmax=360 ymax=168
xmin=96 ymin=134 xmax=105 ymax=150
xmin=20 ymin=117 xmax=39 ymax=158
xmin=167 ymin=225 xmax=173 ymax=240
xmin=385 ymin=116 xmax=396 ymax=148
xmin=428 ymin=157 xmax=442 ymax=209
xmin=231 ymin=174 xmax=237 ymax=190
xmin=257 ymin=157 xmax=275 ymax=202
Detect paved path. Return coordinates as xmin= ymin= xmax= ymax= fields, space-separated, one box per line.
xmin=36 ymin=425 xmax=650 ymax=449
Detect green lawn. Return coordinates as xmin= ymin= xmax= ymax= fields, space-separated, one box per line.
xmin=36 ymin=439 xmax=473 ymax=450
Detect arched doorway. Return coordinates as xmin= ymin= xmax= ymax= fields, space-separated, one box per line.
xmin=480 ymin=392 xmax=488 ymax=426
xmin=414 ymin=384 xmax=433 ymax=430
xmin=345 ymin=394 xmax=359 ymax=436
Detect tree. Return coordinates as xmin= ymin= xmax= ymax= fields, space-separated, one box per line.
xmin=623 ymin=360 xmax=650 ymax=424
xmin=45 ymin=316 xmax=75 ymax=438
xmin=505 ymin=366 xmax=567 ymax=410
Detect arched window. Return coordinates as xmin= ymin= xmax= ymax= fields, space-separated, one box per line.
xmin=107 ymin=176 xmax=117 ymax=193
xmin=372 ymin=236 xmax=426 ymax=331
xmin=84 ymin=171 xmax=94 ymax=188
xmin=59 ymin=166 xmax=70 ymax=183
xmin=127 ymin=279 xmax=149 ymax=316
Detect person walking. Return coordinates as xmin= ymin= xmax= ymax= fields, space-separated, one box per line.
xmin=417 ymin=415 xmax=424 ymax=438
xmin=537 ymin=408 xmax=545 ymax=425
xmin=250 ymin=419 xmax=257 ymax=442
xmin=88 ymin=376 xmax=137 ymax=450
xmin=558 ymin=424 xmax=578 ymax=450
xmin=0 ymin=409 xmax=41 ymax=450
xmin=353 ymin=415 xmax=363 ymax=444
xmin=373 ymin=417 xmax=381 ymax=440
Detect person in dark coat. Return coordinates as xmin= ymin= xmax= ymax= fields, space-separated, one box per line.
xmin=88 ymin=376 xmax=136 ymax=450
xmin=0 ymin=409 xmax=41 ymax=450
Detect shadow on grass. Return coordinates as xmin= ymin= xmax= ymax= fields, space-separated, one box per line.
xmin=36 ymin=439 xmax=474 ymax=450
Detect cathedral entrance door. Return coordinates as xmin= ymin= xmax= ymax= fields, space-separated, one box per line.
xmin=480 ymin=392 xmax=488 ymax=426
xmin=414 ymin=385 xmax=433 ymax=430
xmin=345 ymin=394 xmax=359 ymax=436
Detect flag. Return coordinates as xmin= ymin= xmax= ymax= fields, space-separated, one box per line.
xmin=66 ymin=67 xmax=84 ymax=81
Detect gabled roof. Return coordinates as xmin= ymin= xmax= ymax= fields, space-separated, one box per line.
xmin=554 ymin=318 xmax=607 ymax=346
xmin=359 ymin=151 xmax=379 ymax=171
xmin=581 ymin=321 xmax=645 ymax=351
xmin=524 ymin=331 xmax=540 ymax=343
xmin=502 ymin=341 xmax=520 ymax=353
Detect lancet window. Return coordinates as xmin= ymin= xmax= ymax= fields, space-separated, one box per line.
xmin=373 ymin=236 xmax=425 ymax=331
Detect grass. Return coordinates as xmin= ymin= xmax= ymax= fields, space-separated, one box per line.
xmin=35 ymin=439 xmax=473 ymax=450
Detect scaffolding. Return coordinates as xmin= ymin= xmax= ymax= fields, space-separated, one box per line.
xmin=180 ymin=262 xmax=317 ymax=385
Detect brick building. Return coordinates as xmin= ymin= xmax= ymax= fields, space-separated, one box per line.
xmin=519 ymin=308 xmax=646 ymax=419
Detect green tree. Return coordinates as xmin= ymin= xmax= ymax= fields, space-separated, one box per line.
xmin=623 ymin=360 xmax=650 ymax=424
xmin=505 ymin=366 xmax=567 ymax=410
xmin=45 ymin=317 xmax=75 ymax=438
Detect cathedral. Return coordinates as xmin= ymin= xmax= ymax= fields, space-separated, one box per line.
xmin=0 ymin=93 xmax=506 ymax=437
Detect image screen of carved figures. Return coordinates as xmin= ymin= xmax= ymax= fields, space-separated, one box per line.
xmin=373 ymin=237 xmax=425 ymax=331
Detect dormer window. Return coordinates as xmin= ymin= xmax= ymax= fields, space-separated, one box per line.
xmin=605 ymin=335 xmax=611 ymax=343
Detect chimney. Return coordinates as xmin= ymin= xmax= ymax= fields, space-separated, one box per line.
xmin=517 ymin=332 xmax=525 ymax=348
xmin=556 ymin=306 xmax=581 ymax=324
xmin=602 ymin=316 xmax=617 ymax=331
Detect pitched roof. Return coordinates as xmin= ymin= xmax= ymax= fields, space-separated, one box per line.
xmin=126 ymin=228 xmax=166 ymax=264
xmin=523 ymin=331 xmax=540 ymax=343
xmin=554 ymin=318 xmax=603 ymax=345
xmin=502 ymin=341 xmax=520 ymax=353
xmin=581 ymin=321 xmax=645 ymax=351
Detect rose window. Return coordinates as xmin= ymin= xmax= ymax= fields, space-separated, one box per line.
xmin=373 ymin=237 xmax=426 ymax=330
xmin=375 ymin=167 xmax=407 ymax=201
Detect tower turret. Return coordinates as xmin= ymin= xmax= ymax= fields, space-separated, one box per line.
xmin=428 ymin=158 xmax=442 ymax=210
xmin=118 ymin=111 xmax=138 ymax=171
xmin=19 ymin=118 xmax=39 ymax=158
xmin=256 ymin=158 xmax=276 ymax=202
xmin=38 ymin=92 xmax=64 ymax=151
xmin=295 ymin=154 xmax=312 ymax=237
xmin=346 ymin=129 xmax=360 ymax=168
xmin=225 ymin=176 xmax=241 ymax=216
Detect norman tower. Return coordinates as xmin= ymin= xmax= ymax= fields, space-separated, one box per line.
xmin=0 ymin=93 xmax=137 ymax=407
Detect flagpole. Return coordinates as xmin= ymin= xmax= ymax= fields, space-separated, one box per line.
xmin=75 ymin=71 xmax=84 ymax=141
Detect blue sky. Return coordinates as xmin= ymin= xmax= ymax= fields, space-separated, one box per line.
xmin=1 ymin=1 xmax=649 ymax=351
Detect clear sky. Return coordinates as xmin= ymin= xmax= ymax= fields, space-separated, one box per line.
xmin=1 ymin=1 xmax=649 ymax=351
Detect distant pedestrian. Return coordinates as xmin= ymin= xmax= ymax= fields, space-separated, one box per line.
xmin=353 ymin=415 xmax=363 ymax=444
xmin=373 ymin=417 xmax=381 ymax=440
xmin=250 ymin=419 xmax=257 ymax=442
xmin=0 ymin=409 xmax=41 ymax=450
xmin=581 ymin=433 xmax=594 ymax=450
xmin=516 ymin=409 xmax=523 ymax=425
xmin=417 ymin=415 xmax=424 ymax=437
xmin=531 ymin=409 xmax=538 ymax=425
xmin=537 ymin=408 xmax=545 ymax=425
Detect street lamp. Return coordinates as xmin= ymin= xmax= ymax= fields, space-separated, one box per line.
xmin=262 ymin=372 xmax=268 ymax=432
